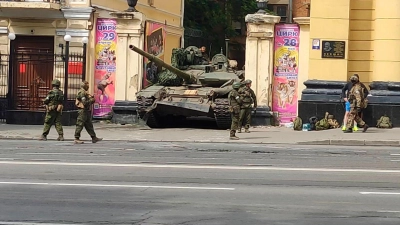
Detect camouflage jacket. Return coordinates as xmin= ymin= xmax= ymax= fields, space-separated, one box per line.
xmin=238 ymin=86 xmax=257 ymax=109
xmin=349 ymin=83 xmax=364 ymax=109
xmin=76 ymin=88 xmax=95 ymax=110
xmin=44 ymin=88 xmax=64 ymax=106
xmin=228 ymin=89 xmax=242 ymax=113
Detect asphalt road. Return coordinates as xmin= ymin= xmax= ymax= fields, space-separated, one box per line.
xmin=1 ymin=140 xmax=400 ymax=225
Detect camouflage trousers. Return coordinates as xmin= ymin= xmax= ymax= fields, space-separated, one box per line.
xmin=239 ymin=108 xmax=252 ymax=129
xmin=346 ymin=108 xmax=365 ymax=129
xmin=74 ymin=109 xmax=96 ymax=139
xmin=42 ymin=111 xmax=63 ymax=136
xmin=230 ymin=113 xmax=240 ymax=131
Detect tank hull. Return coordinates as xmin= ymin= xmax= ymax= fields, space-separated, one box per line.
xmin=136 ymin=86 xmax=232 ymax=129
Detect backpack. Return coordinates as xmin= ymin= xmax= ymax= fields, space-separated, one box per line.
xmin=293 ymin=117 xmax=303 ymax=131
xmin=376 ymin=115 xmax=392 ymax=128
xmin=315 ymin=112 xmax=330 ymax=131
xmin=309 ymin=116 xmax=319 ymax=131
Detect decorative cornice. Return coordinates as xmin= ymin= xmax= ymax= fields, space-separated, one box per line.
xmin=62 ymin=7 xmax=94 ymax=20
xmin=245 ymin=13 xmax=281 ymax=24
xmin=293 ymin=17 xmax=310 ymax=25
xmin=0 ymin=27 xmax=8 ymax=34
xmin=55 ymin=29 xmax=89 ymax=37
xmin=109 ymin=12 xmax=144 ymax=23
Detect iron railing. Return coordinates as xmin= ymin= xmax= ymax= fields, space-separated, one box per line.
xmin=0 ymin=51 xmax=85 ymax=121
xmin=0 ymin=0 xmax=62 ymax=3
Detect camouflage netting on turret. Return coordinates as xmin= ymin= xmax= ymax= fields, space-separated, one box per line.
xmin=156 ymin=48 xmax=186 ymax=86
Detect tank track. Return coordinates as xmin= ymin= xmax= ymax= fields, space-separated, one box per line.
xmin=213 ymin=98 xmax=232 ymax=130
xmin=137 ymin=96 xmax=155 ymax=119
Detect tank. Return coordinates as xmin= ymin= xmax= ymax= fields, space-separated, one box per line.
xmin=130 ymin=44 xmax=244 ymax=129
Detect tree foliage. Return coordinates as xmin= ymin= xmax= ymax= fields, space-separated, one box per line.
xmin=184 ymin=0 xmax=260 ymax=55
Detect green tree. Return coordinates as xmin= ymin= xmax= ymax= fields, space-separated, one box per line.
xmin=184 ymin=0 xmax=262 ymax=55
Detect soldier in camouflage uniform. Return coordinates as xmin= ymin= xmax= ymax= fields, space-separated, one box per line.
xmin=344 ymin=75 xmax=369 ymax=133
xmin=228 ymin=82 xmax=243 ymax=140
xmin=74 ymin=81 xmax=103 ymax=144
xmin=39 ymin=79 xmax=64 ymax=141
xmin=238 ymin=79 xmax=257 ymax=133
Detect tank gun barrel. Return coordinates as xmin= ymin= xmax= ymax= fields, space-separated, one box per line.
xmin=129 ymin=45 xmax=195 ymax=83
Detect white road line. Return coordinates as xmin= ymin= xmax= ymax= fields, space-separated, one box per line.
xmin=0 ymin=181 xmax=234 ymax=191
xmin=0 ymin=222 xmax=81 ymax=225
xmin=0 ymin=161 xmax=400 ymax=173
xmin=360 ymin=192 xmax=400 ymax=195
xmin=15 ymin=153 xmax=107 ymax=156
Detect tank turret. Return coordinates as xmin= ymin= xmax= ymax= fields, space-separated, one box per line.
xmin=129 ymin=45 xmax=197 ymax=84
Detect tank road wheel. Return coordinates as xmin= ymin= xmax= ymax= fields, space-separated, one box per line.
xmin=214 ymin=98 xmax=232 ymax=130
xmin=146 ymin=112 xmax=161 ymax=128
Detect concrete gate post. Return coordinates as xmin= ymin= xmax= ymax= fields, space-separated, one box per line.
xmin=244 ymin=13 xmax=280 ymax=108
xmin=110 ymin=12 xmax=145 ymax=101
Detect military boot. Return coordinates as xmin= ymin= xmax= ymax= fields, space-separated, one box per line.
xmin=230 ymin=130 xmax=239 ymax=140
xmin=362 ymin=124 xmax=369 ymax=133
xmin=57 ymin=135 xmax=64 ymax=141
xmin=39 ymin=135 xmax=47 ymax=141
xmin=92 ymin=137 xmax=103 ymax=143
xmin=238 ymin=127 xmax=242 ymax=133
xmin=74 ymin=139 xmax=84 ymax=144
xmin=343 ymin=128 xmax=353 ymax=133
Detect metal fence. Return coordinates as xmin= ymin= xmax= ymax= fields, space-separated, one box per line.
xmin=0 ymin=0 xmax=62 ymax=2
xmin=0 ymin=51 xmax=85 ymax=122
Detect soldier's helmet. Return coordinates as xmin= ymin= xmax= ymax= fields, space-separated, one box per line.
xmin=244 ymin=79 xmax=252 ymax=84
xmin=52 ymin=79 xmax=61 ymax=86
xmin=232 ymin=82 xmax=241 ymax=89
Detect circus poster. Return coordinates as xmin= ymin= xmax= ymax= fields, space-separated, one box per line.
xmin=142 ymin=21 xmax=166 ymax=89
xmin=272 ymin=24 xmax=300 ymax=124
xmin=93 ymin=18 xmax=117 ymax=118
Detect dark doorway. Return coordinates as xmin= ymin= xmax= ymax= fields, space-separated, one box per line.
xmin=11 ymin=36 xmax=54 ymax=110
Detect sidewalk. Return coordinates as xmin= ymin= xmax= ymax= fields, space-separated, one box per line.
xmin=0 ymin=122 xmax=399 ymax=146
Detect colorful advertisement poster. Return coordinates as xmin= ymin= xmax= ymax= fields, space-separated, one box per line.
xmin=142 ymin=21 xmax=166 ymax=89
xmin=93 ymin=19 xmax=117 ymax=118
xmin=272 ymin=24 xmax=300 ymax=124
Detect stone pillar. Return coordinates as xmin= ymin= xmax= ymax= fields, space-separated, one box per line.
xmin=57 ymin=7 xmax=93 ymax=98
xmin=110 ymin=12 xmax=145 ymax=102
xmin=294 ymin=17 xmax=310 ymax=99
xmin=244 ymin=13 xmax=280 ymax=107
xmin=0 ymin=19 xmax=8 ymax=98
xmin=373 ymin=0 xmax=400 ymax=82
xmin=308 ymin=0 xmax=350 ymax=81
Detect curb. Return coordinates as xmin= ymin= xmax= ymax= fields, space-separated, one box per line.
xmin=0 ymin=136 xmax=399 ymax=147
xmin=298 ymin=139 xmax=400 ymax=146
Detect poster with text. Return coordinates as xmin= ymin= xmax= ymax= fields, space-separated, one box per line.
xmin=93 ymin=18 xmax=117 ymax=118
xmin=272 ymin=24 xmax=300 ymax=124
xmin=142 ymin=21 xmax=166 ymax=89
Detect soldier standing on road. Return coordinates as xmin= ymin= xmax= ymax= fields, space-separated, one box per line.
xmin=39 ymin=79 xmax=64 ymax=141
xmin=228 ymin=82 xmax=243 ymax=140
xmin=344 ymin=75 xmax=369 ymax=133
xmin=238 ymin=79 xmax=257 ymax=133
xmin=74 ymin=81 xmax=103 ymax=144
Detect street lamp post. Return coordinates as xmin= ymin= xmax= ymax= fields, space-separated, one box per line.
xmin=81 ymin=37 xmax=88 ymax=81
xmin=256 ymin=0 xmax=269 ymax=14
xmin=63 ymin=34 xmax=71 ymax=105
xmin=7 ymin=33 xmax=16 ymax=109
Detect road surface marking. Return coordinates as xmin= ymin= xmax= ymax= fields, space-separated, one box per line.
xmin=0 ymin=181 xmax=234 ymax=191
xmin=377 ymin=211 xmax=400 ymax=213
xmin=0 ymin=161 xmax=400 ymax=173
xmin=360 ymin=192 xmax=400 ymax=195
xmin=16 ymin=153 xmax=107 ymax=156
xmin=0 ymin=222 xmax=80 ymax=225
